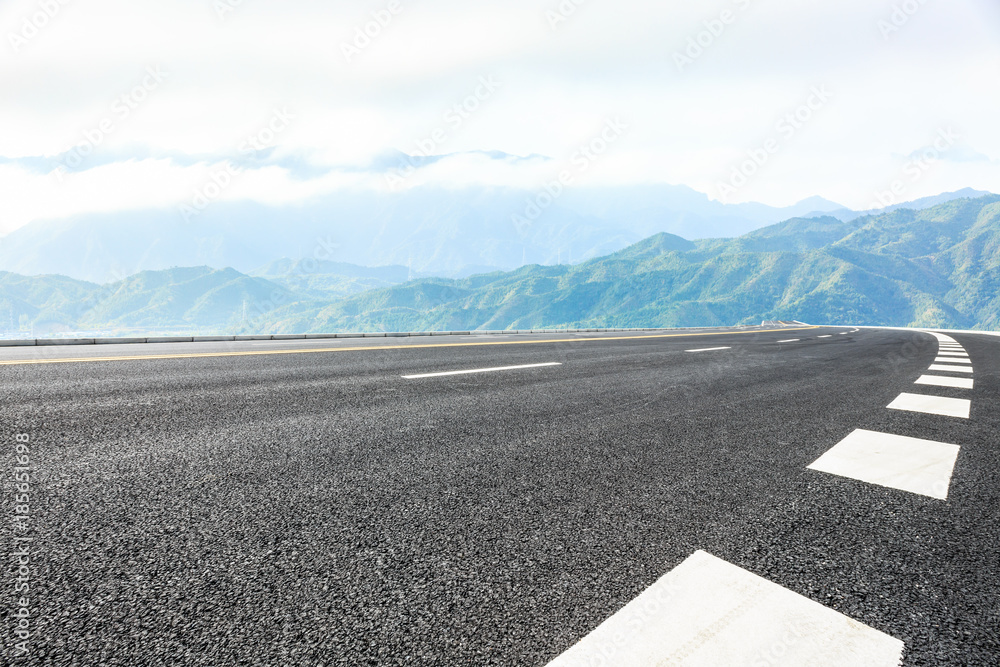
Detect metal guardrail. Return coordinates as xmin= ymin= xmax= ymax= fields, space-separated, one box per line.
xmin=0 ymin=327 xmax=684 ymax=348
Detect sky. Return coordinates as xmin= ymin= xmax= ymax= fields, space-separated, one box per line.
xmin=1 ymin=0 xmax=999 ymax=234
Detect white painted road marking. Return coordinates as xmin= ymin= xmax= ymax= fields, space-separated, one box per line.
xmin=936 ymin=351 xmax=968 ymax=357
xmin=777 ymin=339 xmax=800 ymax=343
xmin=934 ymin=357 xmax=972 ymax=365
xmin=401 ymin=362 xmax=562 ymax=380
xmin=546 ymin=550 xmax=904 ymax=667
xmin=686 ymin=347 xmax=732 ymax=353
xmin=887 ymin=393 xmax=971 ymax=419
xmin=818 ymin=335 xmax=832 ymax=338
xmin=915 ymin=375 xmax=974 ymax=390
xmin=808 ymin=429 xmax=960 ymax=500
xmin=928 ymin=364 xmax=974 ymax=374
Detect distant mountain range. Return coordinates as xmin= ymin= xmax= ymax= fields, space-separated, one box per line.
xmin=0 ymin=174 xmax=985 ymax=284
xmin=2 ymin=194 xmax=999 ymax=337
xmin=252 ymin=194 xmax=1000 ymax=333
xmin=820 ymin=187 xmax=992 ymax=222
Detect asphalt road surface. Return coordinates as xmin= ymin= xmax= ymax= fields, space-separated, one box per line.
xmin=1 ymin=326 xmax=998 ymax=665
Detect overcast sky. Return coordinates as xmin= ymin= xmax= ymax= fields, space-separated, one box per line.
xmin=1 ymin=0 xmax=999 ymax=234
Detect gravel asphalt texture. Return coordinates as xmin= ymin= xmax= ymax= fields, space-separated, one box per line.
xmin=0 ymin=326 xmax=998 ymax=665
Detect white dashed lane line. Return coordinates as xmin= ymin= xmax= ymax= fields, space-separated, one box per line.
xmin=401 ymin=362 xmax=562 ymax=379
xmin=685 ymin=347 xmax=732 ymax=353
xmin=915 ymin=375 xmax=974 ymax=390
xmin=887 ymin=393 xmax=971 ymax=419
xmin=818 ymin=335 xmax=832 ymax=338
xmin=777 ymin=339 xmax=800 ymax=343
xmin=808 ymin=429 xmax=960 ymax=500
xmin=546 ymin=550 xmax=904 ymax=667
xmin=928 ymin=364 xmax=974 ymax=374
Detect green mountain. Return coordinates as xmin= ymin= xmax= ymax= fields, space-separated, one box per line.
xmin=77 ymin=266 xmax=298 ymax=331
xmin=0 ymin=271 xmax=99 ymax=334
xmin=0 ymin=267 xmax=296 ymax=336
xmin=252 ymin=195 xmax=1000 ymax=333
xmin=2 ymin=195 xmax=999 ymax=337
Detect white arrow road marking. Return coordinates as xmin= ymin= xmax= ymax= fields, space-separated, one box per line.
xmin=546 ymin=550 xmax=904 ymax=667
xmin=401 ymin=362 xmax=562 ymax=379
xmin=808 ymin=429 xmax=960 ymax=500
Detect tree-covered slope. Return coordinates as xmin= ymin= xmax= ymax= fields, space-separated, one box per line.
xmin=253 ymin=195 xmax=1000 ymax=333
xmin=3 ymin=195 xmax=999 ymax=337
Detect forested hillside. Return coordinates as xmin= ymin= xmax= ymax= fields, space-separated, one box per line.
xmin=2 ymin=196 xmax=999 ymax=337
xmin=251 ymin=195 xmax=1000 ymax=333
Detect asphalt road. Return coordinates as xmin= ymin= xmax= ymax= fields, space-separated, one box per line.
xmin=1 ymin=326 xmax=998 ymax=665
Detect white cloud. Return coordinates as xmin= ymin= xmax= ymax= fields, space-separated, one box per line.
xmin=1 ymin=0 xmax=999 ymax=229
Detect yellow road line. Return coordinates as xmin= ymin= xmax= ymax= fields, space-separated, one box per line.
xmin=0 ymin=326 xmax=821 ymax=366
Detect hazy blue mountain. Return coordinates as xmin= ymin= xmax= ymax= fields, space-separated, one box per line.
xmin=0 ymin=176 xmax=861 ymax=284
xmin=823 ymin=188 xmax=992 ymax=222
xmin=252 ymin=258 xmax=414 ymax=282
xmin=0 ymin=189 xmax=633 ymax=283
xmin=250 ymin=259 xmax=419 ymax=300
xmin=4 ymin=179 xmax=984 ymax=287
